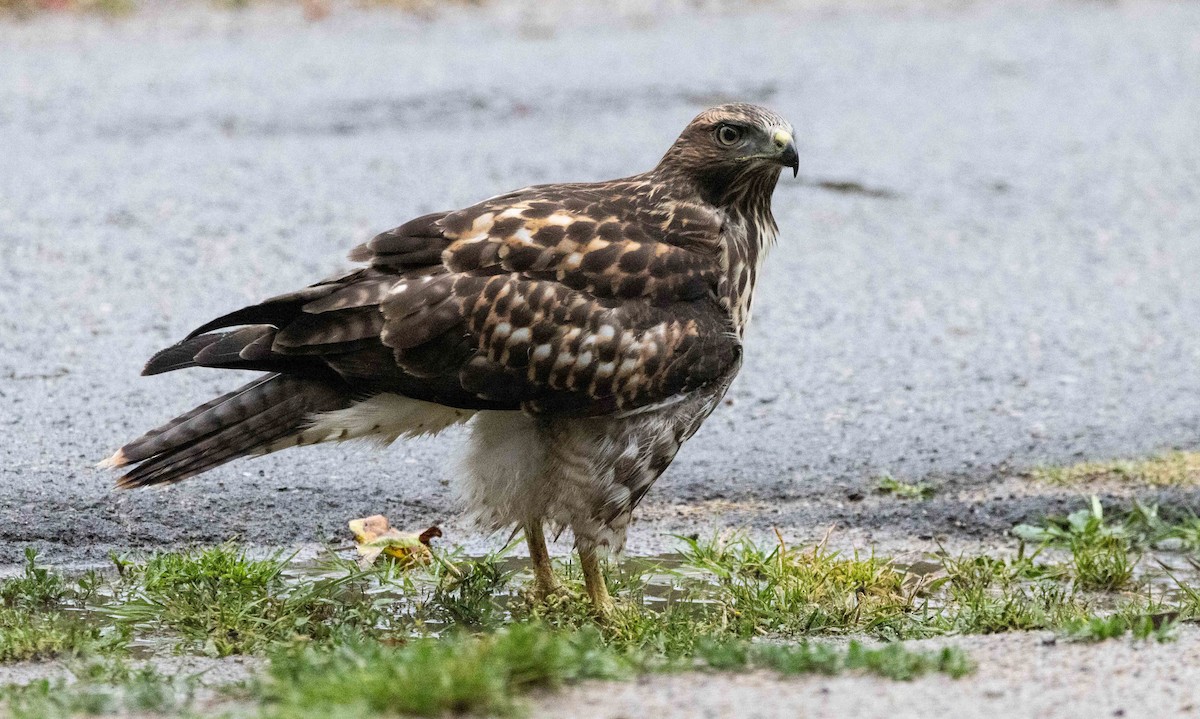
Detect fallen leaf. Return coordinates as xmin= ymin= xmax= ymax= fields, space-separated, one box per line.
xmin=348 ymin=514 xmax=442 ymax=569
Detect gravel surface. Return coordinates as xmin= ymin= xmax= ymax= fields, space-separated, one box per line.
xmin=530 ymin=627 xmax=1200 ymax=719
xmin=1 ymin=0 xmax=1199 ymax=565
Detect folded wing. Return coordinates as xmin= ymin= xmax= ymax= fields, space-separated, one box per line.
xmin=155 ymin=179 xmax=741 ymax=417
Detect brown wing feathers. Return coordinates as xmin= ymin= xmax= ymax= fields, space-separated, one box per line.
xmin=347 ymin=212 xmax=450 ymax=268
xmin=436 ymin=191 xmax=723 ymax=304
xmin=448 ymin=275 xmax=738 ymax=415
xmin=183 ymin=283 xmax=336 ymax=340
xmin=104 ymin=176 xmax=742 ymax=486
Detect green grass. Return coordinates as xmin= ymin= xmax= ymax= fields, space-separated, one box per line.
xmin=0 ymin=630 xmax=972 ymax=719
xmin=0 ymin=609 xmax=125 ymax=663
xmin=422 ymin=543 xmax=517 ymax=628
xmin=0 ymin=548 xmax=69 ymax=610
xmin=9 ymin=507 xmax=1200 ymax=716
xmin=1060 ymin=612 xmax=1176 ymax=643
xmin=103 ymin=543 xmax=397 ymax=656
xmin=252 ymin=629 xmax=972 ymax=718
xmin=0 ymin=538 xmax=982 ymax=717
xmin=934 ymin=551 xmax=1079 ymax=634
xmin=255 ymin=625 xmax=629 ymax=718
xmin=0 ymin=549 xmax=125 ymax=662
xmin=1031 ymin=451 xmax=1200 ymax=487
xmin=0 ymin=662 xmax=198 ymax=719
xmin=875 ymin=475 xmax=935 ymax=500
xmin=1011 ymin=496 xmax=1175 ymax=591
xmin=675 ymin=533 xmax=925 ymax=639
xmin=841 ymin=641 xmax=973 ymax=680
xmin=693 ymin=637 xmax=972 ymax=680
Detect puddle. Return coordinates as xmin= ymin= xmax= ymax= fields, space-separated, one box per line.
xmin=272 ymin=550 xmax=728 ymax=634
xmin=6 ymin=544 xmax=1200 ymax=665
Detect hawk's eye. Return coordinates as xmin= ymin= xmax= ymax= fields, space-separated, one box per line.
xmin=716 ymin=124 xmax=742 ymax=146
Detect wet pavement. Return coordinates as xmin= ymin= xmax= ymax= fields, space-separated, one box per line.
xmin=1 ymin=0 xmax=1198 ymax=563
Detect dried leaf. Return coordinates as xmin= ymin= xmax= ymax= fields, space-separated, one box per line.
xmin=348 ymin=514 xmax=442 ymax=569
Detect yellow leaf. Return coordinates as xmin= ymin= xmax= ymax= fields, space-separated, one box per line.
xmin=348 ymin=514 xmax=442 ymax=568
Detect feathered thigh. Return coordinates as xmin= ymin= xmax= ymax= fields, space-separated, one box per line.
xmin=456 ymin=374 xmax=733 ymax=553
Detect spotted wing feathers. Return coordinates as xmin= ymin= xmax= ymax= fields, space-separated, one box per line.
xmin=143 ymin=178 xmax=740 ymax=418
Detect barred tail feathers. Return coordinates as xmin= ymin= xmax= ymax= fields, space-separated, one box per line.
xmin=100 ymin=374 xmax=349 ymax=488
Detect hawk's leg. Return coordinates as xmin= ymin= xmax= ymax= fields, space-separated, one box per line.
xmin=525 ymin=520 xmax=561 ymax=599
xmin=580 ymin=546 xmax=614 ymax=614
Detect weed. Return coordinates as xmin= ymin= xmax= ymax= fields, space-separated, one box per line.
xmin=694 ymin=637 xmax=972 ymax=680
xmin=1012 ymin=496 xmax=1126 ymax=546
xmin=1031 ymin=452 xmax=1200 ymax=486
xmin=0 ymin=548 xmax=65 ymax=610
xmin=1060 ymin=613 xmax=1175 ymax=643
xmin=0 ymin=609 xmax=125 ymax=662
xmin=876 ymin=475 xmax=935 ymax=500
xmin=424 ymin=545 xmax=516 ymax=628
xmin=256 ymin=624 xmax=629 ymax=718
xmin=1015 ymin=496 xmax=1200 ymax=554
xmin=678 ymin=533 xmax=925 ymax=639
xmin=0 ymin=663 xmax=195 ymax=719
xmin=105 ymin=543 xmax=389 ymax=655
xmin=0 ymin=550 xmax=127 ymax=661
xmin=935 ymin=552 xmax=1082 ymax=634
xmin=1013 ymin=497 xmax=1137 ymax=591
xmin=1124 ymin=502 xmax=1200 ymax=552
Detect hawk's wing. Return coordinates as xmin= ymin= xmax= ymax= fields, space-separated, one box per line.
xmin=153 ymin=179 xmax=741 ymax=416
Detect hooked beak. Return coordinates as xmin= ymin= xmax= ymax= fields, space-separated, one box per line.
xmin=773 ymin=129 xmax=799 ymax=178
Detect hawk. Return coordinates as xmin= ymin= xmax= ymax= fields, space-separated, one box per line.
xmin=100 ymin=103 xmax=797 ymax=612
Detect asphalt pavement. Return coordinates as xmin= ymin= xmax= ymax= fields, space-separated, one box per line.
xmin=1 ymin=0 xmax=1198 ymax=564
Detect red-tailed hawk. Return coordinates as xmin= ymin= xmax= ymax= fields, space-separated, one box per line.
xmin=100 ymin=103 xmax=797 ymax=612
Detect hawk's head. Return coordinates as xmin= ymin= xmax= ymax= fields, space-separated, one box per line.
xmin=656 ymin=103 xmax=798 ymax=207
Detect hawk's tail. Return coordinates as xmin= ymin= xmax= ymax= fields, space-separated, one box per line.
xmin=99 ymin=373 xmax=349 ymax=489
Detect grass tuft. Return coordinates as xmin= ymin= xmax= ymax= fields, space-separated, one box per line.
xmin=104 ymin=543 xmax=391 ymax=655
xmin=0 ymin=549 xmax=126 ymax=662
xmin=0 ymin=610 xmax=125 ymax=662
xmin=0 ymin=548 xmax=65 ymax=610
xmin=1013 ymin=497 xmax=1137 ymax=591
xmin=935 ymin=551 xmax=1079 ymax=634
xmin=0 ymin=664 xmax=196 ymax=719
xmin=13 ymin=514 xmax=1200 ymax=716
xmin=1060 ymin=612 xmax=1176 ymax=643
xmin=1031 ymin=451 xmax=1200 ymax=486
xmin=678 ymin=532 xmax=924 ymax=639
xmin=698 ymin=637 xmax=973 ymax=680
xmin=875 ymin=475 xmax=935 ymax=500
xmin=256 ymin=625 xmax=629 ymax=718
